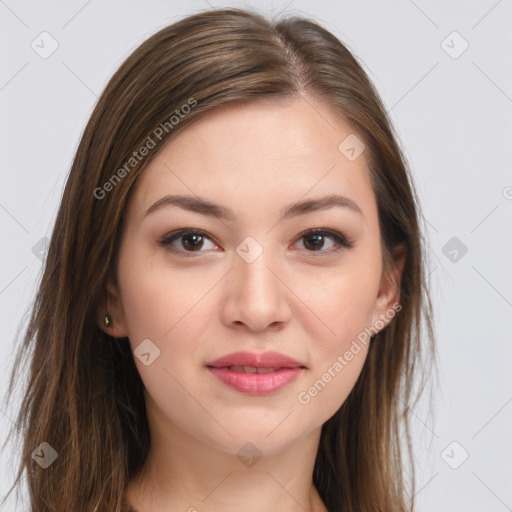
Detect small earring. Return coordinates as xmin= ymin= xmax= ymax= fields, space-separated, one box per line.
xmin=104 ymin=314 xmax=112 ymax=327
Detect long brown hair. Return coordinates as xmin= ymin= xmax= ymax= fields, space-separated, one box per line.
xmin=2 ymin=7 xmax=436 ymax=511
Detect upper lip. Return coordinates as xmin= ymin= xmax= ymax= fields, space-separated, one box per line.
xmin=206 ymin=351 xmax=306 ymax=369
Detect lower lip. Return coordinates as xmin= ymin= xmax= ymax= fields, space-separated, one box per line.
xmin=207 ymin=367 xmax=304 ymax=395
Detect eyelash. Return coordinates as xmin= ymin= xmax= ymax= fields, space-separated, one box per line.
xmin=157 ymin=228 xmax=354 ymax=258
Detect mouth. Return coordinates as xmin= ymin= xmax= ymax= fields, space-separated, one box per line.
xmin=205 ymin=351 xmax=307 ymax=395
xmin=206 ymin=364 xmax=305 ymax=373
xmin=206 ymin=364 xmax=306 ymax=395
xmin=206 ymin=350 xmax=306 ymax=370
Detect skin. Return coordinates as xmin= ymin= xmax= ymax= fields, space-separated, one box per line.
xmin=99 ymin=95 xmax=405 ymax=512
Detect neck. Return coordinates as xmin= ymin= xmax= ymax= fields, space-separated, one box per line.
xmin=125 ymin=394 xmax=328 ymax=512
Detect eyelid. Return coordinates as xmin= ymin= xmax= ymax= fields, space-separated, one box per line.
xmin=158 ymin=227 xmax=354 ymax=257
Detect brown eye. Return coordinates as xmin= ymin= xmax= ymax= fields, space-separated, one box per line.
xmin=158 ymin=227 xmax=354 ymax=258
xmin=159 ymin=229 xmax=217 ymax=256
xmin=180 ymin=233 xmax=205 ymax=251
xmin=295 ymin=229 xmax=354 ymax=255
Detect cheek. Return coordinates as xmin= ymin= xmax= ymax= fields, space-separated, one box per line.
xmin=117 ymin=249 xmax=219 ymax=385
xmin=117 ymin=256 xmax=213 ymax=417
xmin=292 ymin=257 xmax=379 ymax=415
xmin=117 ymin=241 xmax=204 ymax=336
xmin=300 ymin=260 xmax=381 ymax=352
xmin=296 ymin=340 xmax=369 ymax=430
xmin=294 ymin=267 xmax=377 ymax=421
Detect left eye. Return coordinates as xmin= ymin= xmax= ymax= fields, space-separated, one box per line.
xmin=158 ymin=228 xmax=353 ymax=257
xmin=295 ymin=229 xmax=353 ymax=254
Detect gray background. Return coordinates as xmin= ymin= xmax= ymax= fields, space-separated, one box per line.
xmin=1 ymin=0 xmax=511 ymax=510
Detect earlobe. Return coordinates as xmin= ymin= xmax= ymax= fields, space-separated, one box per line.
xmin=96 ymin=280 xmax=129 ymax=338
xmin=371 ymin=243 xmax=407 ymax=332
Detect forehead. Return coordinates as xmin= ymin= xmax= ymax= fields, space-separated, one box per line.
xmin=127 ymin=96 xmax=376 ymax=224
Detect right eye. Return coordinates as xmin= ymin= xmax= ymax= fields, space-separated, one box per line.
xmin=158 ymin=229 xmax=218 ymax=257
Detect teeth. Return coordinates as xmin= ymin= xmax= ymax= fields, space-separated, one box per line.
xmin=256 ymin=367 xmax=277 ymax=374
xmin=228 ymin=365 xmax=280 ymax=374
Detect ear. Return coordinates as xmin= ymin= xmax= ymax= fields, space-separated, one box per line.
xmin=96 ymin=279 xmax=129 ymax=338
xmin=370 ymin=243 xmax=406 ymax=332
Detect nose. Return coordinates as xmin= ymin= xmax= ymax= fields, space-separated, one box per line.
xmin=221 ymin=247 xmax=292 ymax=332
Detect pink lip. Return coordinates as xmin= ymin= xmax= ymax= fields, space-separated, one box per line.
xmin=206 ymin=351 xmax=306 ymax=396
xmin=206 ymin=350 xmax=305 ymax=369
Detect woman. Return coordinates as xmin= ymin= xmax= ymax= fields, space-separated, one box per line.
xmin=3 ymin=7 xmax=436 ymax=512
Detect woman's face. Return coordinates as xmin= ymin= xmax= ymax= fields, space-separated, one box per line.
xmin=103 ymin=96 xmax=402 ymax=455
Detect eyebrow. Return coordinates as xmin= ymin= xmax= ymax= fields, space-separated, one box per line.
xmin=143 ymin=193 xmax=363 ymax=221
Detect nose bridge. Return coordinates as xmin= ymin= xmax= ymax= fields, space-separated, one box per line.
xmin=234 ymin=235 xmax=279 ymax=297
xmin=224 ymin=234 xmax=289 ymax=328
xmin=221 ymin=232 xmax=292 ymax=331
